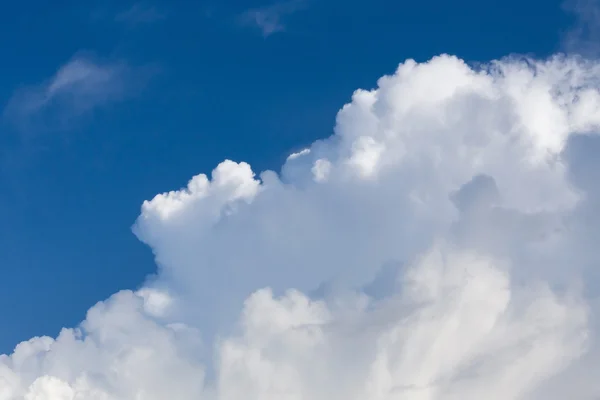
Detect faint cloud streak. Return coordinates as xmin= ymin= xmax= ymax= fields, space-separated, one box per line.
xmin=239 ymin=0 xmax=307 ymax=37
xmin=115 ymin=2 xmax=166 ymax=26
xmin=3 ymin=55 xmax=152 ymax=133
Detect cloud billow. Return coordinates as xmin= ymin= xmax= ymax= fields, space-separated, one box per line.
xmin=3 ymin=53 xmax=600 ymax=399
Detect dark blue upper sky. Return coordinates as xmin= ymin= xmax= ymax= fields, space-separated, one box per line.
xmin=0 ymin=0 xmax=578 ymax=352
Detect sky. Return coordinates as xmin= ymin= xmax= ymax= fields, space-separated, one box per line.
xmin=0 ymin=0 xmax=575 ymax=352
xmin=2 ymin=0 xmax=600 ymax=399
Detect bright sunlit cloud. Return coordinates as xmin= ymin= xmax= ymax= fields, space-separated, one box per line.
xmin=3 ymin=53 xmax=600 ymax=399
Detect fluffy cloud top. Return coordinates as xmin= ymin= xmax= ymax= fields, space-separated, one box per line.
xmin=3 ymin=53 xmax=600 ymax=399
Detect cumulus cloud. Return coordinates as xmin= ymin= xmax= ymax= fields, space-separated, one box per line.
xmin=3 ymin=53 xmax=600 ymax=399
xmin=239 ymin=0 xmax=306 ymax=37
xmin=3 ymin=55 xmax=148 ymax=132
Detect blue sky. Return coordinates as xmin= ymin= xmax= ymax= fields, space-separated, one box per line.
xmin=0 ymin=0 xmax=581 ymax=354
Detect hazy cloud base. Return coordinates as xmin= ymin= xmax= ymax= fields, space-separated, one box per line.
xmin=3 ymin=53 xmax=600 ymax=399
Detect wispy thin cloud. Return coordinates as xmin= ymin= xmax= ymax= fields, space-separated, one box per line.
xmin=239 ymin=0 xmax=306 ymax=37
xmin=561 ymin=0 xmax=600 ymax=57
xmin=115 ymin=2 xmax=166 ymax=26
xmin=3 ymin=55 xmax=151 ymax=132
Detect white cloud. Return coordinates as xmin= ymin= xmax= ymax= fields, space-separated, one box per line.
xmin=239 ymin=0 xmax=306 ymax=37
xmin=3 ymin=53 xmax=600 ymax=399
xmin=3 ymin=55 xmax=144 ymax=132
xmin=286 ymin=148 xmax=310 ymax=161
